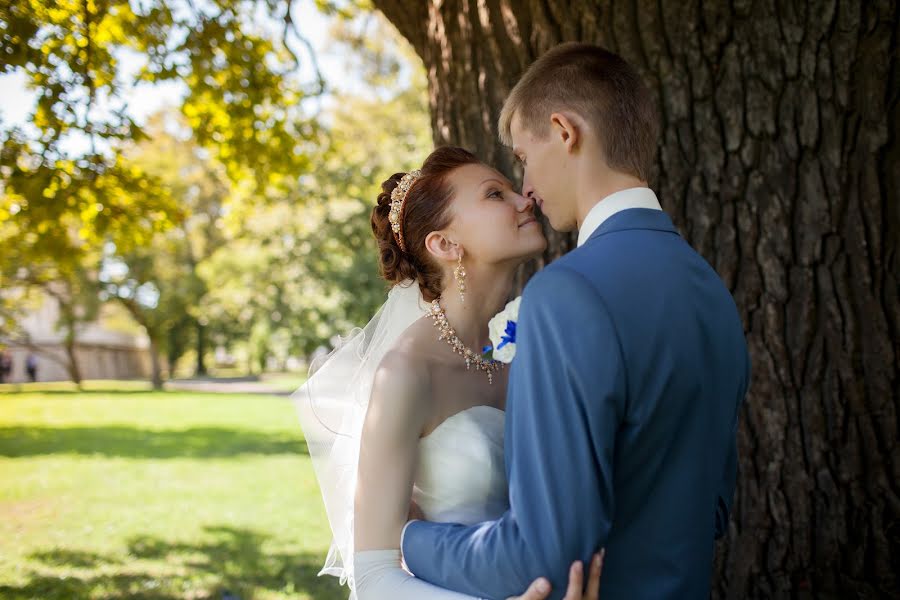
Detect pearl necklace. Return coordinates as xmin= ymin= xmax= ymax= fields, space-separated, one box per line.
xmin=429 ymin=299 xmax=504 ymax=385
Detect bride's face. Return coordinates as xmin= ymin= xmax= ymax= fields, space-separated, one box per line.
xmin=442 ymin=163 xmax=547 ymax=265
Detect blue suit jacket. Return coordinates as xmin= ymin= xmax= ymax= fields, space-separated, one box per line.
xmin=402 ymin=208 xmax=750 ymax=600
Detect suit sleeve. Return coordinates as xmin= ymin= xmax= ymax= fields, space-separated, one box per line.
xmin=714 ymin=434 xmax=737 ymax=539
xmin=715 ymin=334 xmax=751 ymax=539
xmin=401 ymin=267 xmax=626 ymax=600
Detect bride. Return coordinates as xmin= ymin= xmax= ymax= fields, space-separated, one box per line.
xmin=297 ymin=146 xmax=603 ymax=600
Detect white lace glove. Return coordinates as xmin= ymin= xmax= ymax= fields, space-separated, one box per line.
xmin=354 ymin=549 xmax=485 ymax=600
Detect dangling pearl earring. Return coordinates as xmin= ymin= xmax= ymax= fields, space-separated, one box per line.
xmin=454 ymin=251 xmax=467 ymax=304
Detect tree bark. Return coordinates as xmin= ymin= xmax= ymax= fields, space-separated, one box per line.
xmin=373 ymin=1 xmax=900 ymax=597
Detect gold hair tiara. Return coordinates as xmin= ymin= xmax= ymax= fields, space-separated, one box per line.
xmin=388 ymin=169 xmax=421 ymax=252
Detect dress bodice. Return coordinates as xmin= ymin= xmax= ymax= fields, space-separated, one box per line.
xmin=412 ymin=405 xmax=509 ymax=525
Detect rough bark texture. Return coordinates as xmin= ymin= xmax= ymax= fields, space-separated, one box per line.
xmin=373 ymin=1 xmax=900 ymax=598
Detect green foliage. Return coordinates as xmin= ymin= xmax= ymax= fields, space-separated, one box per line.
xmin=0 ymin=0 xmax=315 ymax=182
xmin=1 ymin=2 xmax=432 ymax=372
xmin=99 ymin=113 xmax=230 ymax=371
xmin=199 ymin=14 xmax=431 ymax=358
xmin=0 ymin=0 xmax=316 ymax=301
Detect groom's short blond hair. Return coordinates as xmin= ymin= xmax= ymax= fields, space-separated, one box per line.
xmin=499 ymin=43 xmax=659 ymax=182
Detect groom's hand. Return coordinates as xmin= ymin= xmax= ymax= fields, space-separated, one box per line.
xmin=505 ymin=551 xmax=604 ymax=600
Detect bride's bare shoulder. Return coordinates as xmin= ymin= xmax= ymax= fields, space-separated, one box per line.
xmin=379 ymin=316 xmax=439 ymax=371
xmin=369 ymin=317 xmax=436 ymax=415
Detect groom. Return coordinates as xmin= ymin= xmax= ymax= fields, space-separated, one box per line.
xmin=400 ymin=43 xmax=751 ymax=599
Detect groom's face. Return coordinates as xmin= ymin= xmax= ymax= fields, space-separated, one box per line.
xmin=509 ymin=112 xmax=578 ymax=232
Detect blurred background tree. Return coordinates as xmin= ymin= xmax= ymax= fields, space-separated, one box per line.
xmin=1 ymin=0 xmax=429 ymax=387
xmin=100 ymin=112 xmax=231 ymax=388
xmin=194 ymin=10 xmax=430 ymax=373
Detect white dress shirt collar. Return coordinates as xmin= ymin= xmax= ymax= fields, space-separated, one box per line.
xmin=577 ymin=187 xmax=662 ymax=247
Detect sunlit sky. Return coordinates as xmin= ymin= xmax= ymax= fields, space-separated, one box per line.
xmin=0 ymin=0 xmax=358 ymax=149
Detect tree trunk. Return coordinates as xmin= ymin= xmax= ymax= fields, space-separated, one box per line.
xmin=118 ymin=297 xmax=166 ymax=390
xmin=42 ymin=284 xmax=87 ymax=386
xmin=149 ymin=337 xmax=163 ymax=391
xmin=373 ymin=1 xmax=900 ymax=597
xmin=58 ymin=310 xmax=83 ymax=386
xmin=63 ymin=335 xmax=82 ymax=386
xmin=195 ymin=320 xmax=207 ymax=376
xmin=166 ymin=315 xmax=193 ymax=377
xmin=166 ymin=331 xmax=178 ymax=379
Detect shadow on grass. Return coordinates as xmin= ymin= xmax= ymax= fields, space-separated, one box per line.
xmin=0 ymin=426 xmax=309 ymax=458
xmin=1 ymin=525 xmax=344 ymax=600
xmin=28 ymin=548 xmax=123 ymax=568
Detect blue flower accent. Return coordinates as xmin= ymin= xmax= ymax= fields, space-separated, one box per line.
xmin=496 ymin=320 xmax=517 ymax=350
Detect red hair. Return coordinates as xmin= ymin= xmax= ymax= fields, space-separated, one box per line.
xmin=371 ymin=146 xmax=481 ymax=301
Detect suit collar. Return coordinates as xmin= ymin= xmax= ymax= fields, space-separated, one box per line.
xmin=584 ymin=205 xmax=680 ymax=244
xmin=577 ymin=187 xmax=662 ymax=247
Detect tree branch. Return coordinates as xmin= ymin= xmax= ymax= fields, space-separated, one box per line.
xmin=284 ymin=0 xmax=327 ymax=97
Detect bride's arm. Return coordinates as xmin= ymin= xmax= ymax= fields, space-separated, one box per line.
xmin=353 ymin=350 xmax=480 ymax=599
xmin=354 ymin=349 xmax=601 ymax=600
xmin=354 ymin=349 xmax=428 ymax=554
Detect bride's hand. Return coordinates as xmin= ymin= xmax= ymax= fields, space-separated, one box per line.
xmin=505 ymin=550 xmax=604 ymax=600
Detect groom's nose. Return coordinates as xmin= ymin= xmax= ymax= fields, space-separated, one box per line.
xmin=521 ymin=175 xmax=535 ymax=201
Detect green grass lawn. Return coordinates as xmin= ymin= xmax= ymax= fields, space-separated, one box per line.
xmin=0 ymin=381 xmax=346 ymax=600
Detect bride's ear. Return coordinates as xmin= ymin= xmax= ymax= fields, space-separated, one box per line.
xmin=424 ymin=231 xmax=461 ymax=264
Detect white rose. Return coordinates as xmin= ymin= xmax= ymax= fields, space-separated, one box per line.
xmin=488 ymin=296 xmax=521 ymax=364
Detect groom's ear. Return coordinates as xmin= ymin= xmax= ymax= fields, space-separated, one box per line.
xmin=424 ymin=231 xmax=459 ymax=263
xmin=549 ymin=112 xmax=581 ymax=153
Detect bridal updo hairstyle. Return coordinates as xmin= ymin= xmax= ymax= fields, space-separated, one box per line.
xmin=371 ymin=146 xmax=480 ymax=302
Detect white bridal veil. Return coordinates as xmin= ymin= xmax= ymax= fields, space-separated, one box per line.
xmin=293 ymin=280 xmax=429 ymax=593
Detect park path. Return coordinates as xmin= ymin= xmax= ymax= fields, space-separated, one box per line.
xmin=164 ymin=377 xmax=294 ymax=396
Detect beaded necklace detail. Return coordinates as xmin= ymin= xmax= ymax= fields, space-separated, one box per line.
xmin=429 ymin=299 xmax=504 ymax=384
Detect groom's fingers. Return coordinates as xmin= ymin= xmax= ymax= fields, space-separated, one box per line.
xmin=585 ymin=550 xmax=604 ymax=599
xmin=509 ymin=577 xmax=552 ymax=600
xmin=508 ymin=555 xmax=598 ymax=600
xmin=563 ymin=560 xmax=584 ymax=599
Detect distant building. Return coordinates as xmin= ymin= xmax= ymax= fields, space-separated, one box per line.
xmin=2 ymin=291 xmax=152 ymax=383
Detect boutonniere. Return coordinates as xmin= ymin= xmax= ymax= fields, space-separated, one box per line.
xmin=483 ymin=296 xmax=521 ymax=364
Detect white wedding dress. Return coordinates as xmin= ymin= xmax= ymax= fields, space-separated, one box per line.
xmin=354 ymin=405 xmax=509 ymax=600
xmin=295 ymin=282 xmax=511 ymax=600
xmin=413 ymin=405 xmax=508 ymax=525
